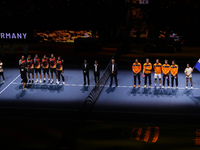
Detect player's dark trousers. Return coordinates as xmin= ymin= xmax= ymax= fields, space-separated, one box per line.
xmin=94 ymin=72 xmax=100 ymax=83
xmin=134 ymin=73 xmax=141 ymax=85
xmin=144 ymin=73 xmax=151 ymax=85
xmin=163 ymin=75 xmax=169 ymax=86
xmin=83 ymin=72 xmax=90 ymax=84
xmin=110 ymin=74 xmax=118 ymax=86
xmin=171 ymin=75 xmax=178 ymax=87
xmin=58 ymin=71 xmax=65 ymax=82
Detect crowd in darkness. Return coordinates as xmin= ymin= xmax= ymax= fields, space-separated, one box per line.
xmin=0 ymin=0 xmax=126 ymax=30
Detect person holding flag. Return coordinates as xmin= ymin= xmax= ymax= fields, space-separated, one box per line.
xmin=153 ymin=59 xmax=162 ymax=88
xmin=132 ymin=58 xmax=141 ymax=88
xmin=162 ymin=59 xmax=170 ymax=89
xmin=170 ymin=60 xmax=179 ymax=89
xmin=143 ymin=58 xmax=152 ymax=88
xmin=184 ymin=64 xmax=193 ymax=89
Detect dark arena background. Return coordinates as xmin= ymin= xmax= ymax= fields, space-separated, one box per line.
xmin=1 ymin=0 xmax=200 ymax=150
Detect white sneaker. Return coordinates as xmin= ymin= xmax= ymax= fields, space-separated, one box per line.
xmin=3 ymin=80 xmax=5 ymax=83
xmin=40 ymin=80 xmax=42 ymax=83
xmin=36 ymin=79 xmax=38 ymax=83
xmin=162 ymin=86 xmax=164 ymax=89
xmin=185 ymin=86 xmax=188 ymax=89
xmin=50 ymin=80 xmax=53 ymax=84
xmin=191 ymin=87 xmax=193 ymax=89
xmin=176 ymin=87 xmax=178 ymax=89
xmin=63 ymin=82 xmax=65 ymax=85
xmin=56 ymin=81 xmax=60 ymax=85
xmin=167 ymin=86 xmax=170 ymax=89
xmin=23 ymin=88 xmax=27 ymax=90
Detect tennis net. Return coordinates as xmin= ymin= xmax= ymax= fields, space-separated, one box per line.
xmin=79 ymin=54 xmax=115 ymax=121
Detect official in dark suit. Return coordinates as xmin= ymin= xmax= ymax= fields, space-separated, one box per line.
xmin=82 ymin=60 xmax=90 ymax=85
xmin=93 ymin=60 xmax=100 ymax=84
xmin=109 ymin=59 xmax=118 ymax=87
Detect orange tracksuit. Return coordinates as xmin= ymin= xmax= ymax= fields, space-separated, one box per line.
xmin=143 ymin=63 xmax=152 ymax=74
xmin=170 ymin=64 xmax=178 ymax=76
xmin=162 ymin=64 xmax=170 ymax=75
xmin=153 ymin=63 xmax=162 ymax=74
xmin=132 ymin=63 xmax=141 ymax=73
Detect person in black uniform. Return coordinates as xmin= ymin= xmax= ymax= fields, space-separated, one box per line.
xmin=93 ymin=60 xmax=100 ymax=84
xmin=109 ymin=59 xmax=118 ymax=87
xmin=82 ymin=60 xmax=90 ymax=85
xmin=19 ymin=64 xmax=28 ymax=90
xmin=19 ymin=55 xmax=27 ymax=83
xmin=56 ymin=56 xmax=65 ymax=85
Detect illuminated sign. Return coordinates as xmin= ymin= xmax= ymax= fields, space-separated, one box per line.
xmin=0 ymin=33 xmax=27 ymax=39
xmin=34 ymin=30 xmax=99 ymax=43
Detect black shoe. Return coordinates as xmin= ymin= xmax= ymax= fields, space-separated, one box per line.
xmin=83 ymin=83 xmax=86 ymax=85
xmin=109 ymin=84 xmax=112 ymax=87
xmin=32 ymin=80 xmax=34 ymax=83
xmin=88 ymin=83 xmax=90 ymax=86
xmin=43 ymin=80 xmax=46 ymax=83
xmin=116 ymin=84 xmax=118 ymax=87
xmin=28 ymin=80 xmax=31 ymax=83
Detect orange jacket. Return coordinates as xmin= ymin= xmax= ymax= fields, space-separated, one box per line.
xmin=132 ymin=63 xmax=141 ymax=73
xmin=170 ymin=64 xmax=178 ymax=76
xmin=143 ymin=63 xmax=152 ymax=74
xmin=153 ymin=63 xmax=162 ymax=74
xmin=162 ymin=64 xmax=170 ymax=75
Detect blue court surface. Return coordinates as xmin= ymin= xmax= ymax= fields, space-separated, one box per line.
xmin=94 ymin=68 xmax=200 ymax=115
xmin=1 ymin=67 xmax=200 ymax=116
xmin=0 ymin=67 xmax=103 ymax=110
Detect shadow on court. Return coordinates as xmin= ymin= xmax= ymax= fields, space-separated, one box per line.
xmin=14 ymin=84 xmax=64 ymax=93
xmin=0 ymin=83 xmax=4 ymax=88
xmin=189 ymin=97 xmax=200 ymax=105
xmin=128 ymin=88 xmax=181 ymax=98
xmin=15 ymin=90 xmax=28 ymax=99
xmin=105 ymin=87 xmax=116 ymax=94
xmin=80 ymin=86 xmax=89 ymax=93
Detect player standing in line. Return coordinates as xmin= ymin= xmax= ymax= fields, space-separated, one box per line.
xmin=143 ymin=58 xmax=152 ymax=88
xmin=132 ymin=58 xmax=141 ymax=88
xmin=42 ymin=55 xmax=50 ymax=83
xmin=19 ymin=55 xmax=27 ymax=83
xmin=19 ymin=64 xmax=28 ymax=90
xmin=153 ymin=59 xmax=162 ymax=88
xmin=162 ymin=59 xmax=171 ymax=89
xmin=184 ymin=64 xmax=193 ymax=89
xmin=170 ymin=60 xmax=179 ymax=89
xmin=34 ymin=54 xmax=42 ymax=83
xmin=0 ymin=58 xmax=5 ymax=83
xmin=50 ymin=54 xmax=58 ymax=84
xmin=56 ymin=56 xmax=65 ymax=85
xmin=27 ymin=55 xmax=34 ymax=83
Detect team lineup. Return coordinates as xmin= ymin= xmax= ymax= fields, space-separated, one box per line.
xmin=131 ymin=58 xmax=193 ymax=89
xmin=18 ymin=54 xmax=65 ymax=90
xmin=0 ymin=56 xmax=194 ymax=90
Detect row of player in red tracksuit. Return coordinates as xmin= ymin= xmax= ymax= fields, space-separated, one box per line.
xmin=19 ymin=54 xmax=65 ymax=85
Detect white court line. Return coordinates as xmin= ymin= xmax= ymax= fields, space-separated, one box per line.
xmin=0 ymin=75 xmax=20 ymax=95
xmin=12 ymin=82 xmax=95 ymax=87
xmin=11 ymin=82 xmax=200 ymax=90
